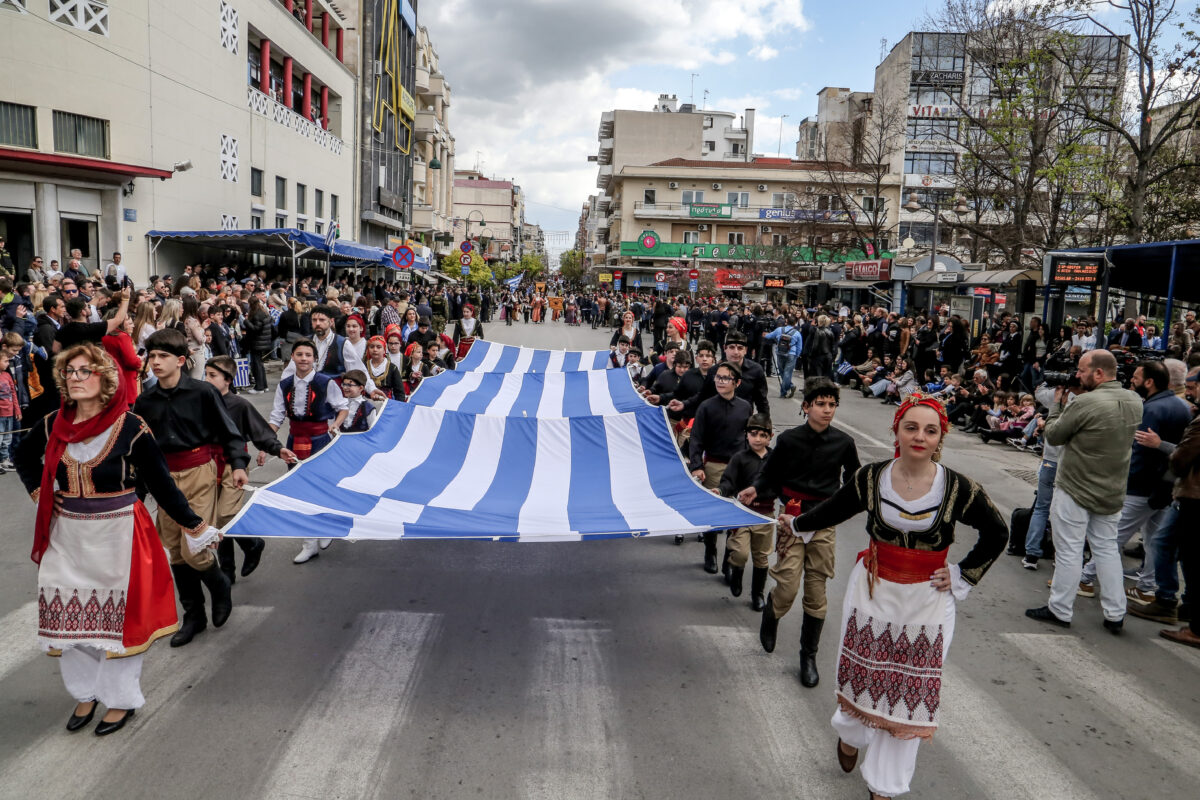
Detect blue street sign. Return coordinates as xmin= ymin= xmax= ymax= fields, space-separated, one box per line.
xmin=461 ymin=265 xmax=470 ymax=276
xmin=614 ymin=278 xmax=622 ymax=290
xmin=460 ymin=240 xmax=473 ymax=253
xmin=688 ymin=279 xmax=699 ymax=293
xmin=633 ymin=279 xmax=642 ymax=288
xmin=655 ymin=281 xmax=668 ymax=291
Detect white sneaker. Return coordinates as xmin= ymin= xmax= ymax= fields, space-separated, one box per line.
xmin=293 ymin=539 xmax=320 ymax=564
xmin=318 ymin=538 xmax=333 ymax=550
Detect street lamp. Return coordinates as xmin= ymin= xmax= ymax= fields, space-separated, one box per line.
xmin=904 ymin=191 xmax=969 ymax=271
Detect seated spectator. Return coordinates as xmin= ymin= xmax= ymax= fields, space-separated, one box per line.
xmin=980 ymin=392 xmax=1036 ymax=443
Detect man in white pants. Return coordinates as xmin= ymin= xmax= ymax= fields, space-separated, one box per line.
xmin=1026 ymin=349 xmax=1143 ymax=632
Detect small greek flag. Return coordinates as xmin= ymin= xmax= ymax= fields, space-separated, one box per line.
xmin=324 ymin=220 xmax=340 ymax=251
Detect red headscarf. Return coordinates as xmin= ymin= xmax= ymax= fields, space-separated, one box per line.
xmin=346 ymin=313 xmax=365 ymax=332
xmin=33 ymin=364 xmax=128 ymax=564
xmin=385 ymin=323 xmax=403 ymax=342
xmin=367 ymin=335 xmax=386 ymax=349
xmin=404 ymin=342 xmax=422 ymax=357
xmin=669 ymin=317 xmax=687 ymax=338
xmin=891 ymin=392 xmax=949 ymax=458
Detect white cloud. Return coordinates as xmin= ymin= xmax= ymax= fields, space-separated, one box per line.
xmin=750 ymin=44 xmax=780 ymax=61
xmin=424 ymin=0 xmax=810 ymax=234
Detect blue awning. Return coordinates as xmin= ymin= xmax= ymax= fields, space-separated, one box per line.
xmin=146 ymin=228 xmax=394 ymax=268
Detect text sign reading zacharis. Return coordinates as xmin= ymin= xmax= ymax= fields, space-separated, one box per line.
xmin=1050 ymin=258 xmax=1104 ymax=285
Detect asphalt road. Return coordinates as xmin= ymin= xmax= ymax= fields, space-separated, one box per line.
xmin=0 ymin=317 xmax=1196 ymax=800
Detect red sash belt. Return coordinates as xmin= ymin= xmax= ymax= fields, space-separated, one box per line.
xmin=290 ymin=420 xmax=330 ymax=438
xmin=456 ymin=336 xmax=476 ymax=360
xmin=781 ymin=488 xmax=826 ymax=517
xmin=164 ymin=444 xmax=221 ymax=474
xmin=857 ymin=539 xmax=948 ymax=597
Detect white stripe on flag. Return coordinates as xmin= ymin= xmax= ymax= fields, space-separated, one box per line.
xmin=512 ymin=347 xmax=534 ymax=374
xmin=435 ymin=370 xmax=485 ymax=410
xmin=536 ymin=372 xmax=567 ymax=418
xmin=339 ymin=406 xmax=445 ymax=494
xmin=430 ymin=414 xmax=507 ymax=509
xmin=260 ymin=612 xmax=440 ymax=800
xmin=603 ymin=414 xmax=691 ymax=531
xmin=518 ymin=417 xmax=574 ymax=535
xmin=587 ymin=369 xmax=618 ymax=415
xmin=545 ymin=350 xmax=565 ymax=373
xmin=477 ymin=342 xmax=504 ymax=373
xmin=0 ymin=602 xmax=38 ymax=684
xmin=484 ymin=372 xmax=525 ymax=416
xmin=348 ymin=497 xmax=424 ymax=537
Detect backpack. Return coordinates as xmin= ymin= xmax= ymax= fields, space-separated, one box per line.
xmin=778 ymin=326 xmax=795 ymax=349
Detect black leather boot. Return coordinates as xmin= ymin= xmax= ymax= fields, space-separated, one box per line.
xmin=216 ymin=538 xmax=236 ymax=586
xmin=799 ymin=613 xmax=825 ymax=688
xmin=750 ymin=566 xmax=768 ymax=611
xmin=759 ymin=592 xmax=779 ymax=653
xmin=729 ymin=564 xmax=745 ymax=597
xmin=197 ymin=562 xmax=233 ymax=628
xmin=703 ymin=532 xmax=719 ymax=574
xmin=238 ymin=537 xmax=265 ymax=577
xmin=721 ymin=544 xmax=732 ymax=584
xmin=169 ymin=565 xmax=207 ymax=647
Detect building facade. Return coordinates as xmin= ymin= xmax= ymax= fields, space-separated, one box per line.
xmin=0 ymin=0 xmax=356 ymax=281
xmin=451 ymin=169 xmax=518 ymax=265
xmin=410 ymin=23 xmax=454 ymax=259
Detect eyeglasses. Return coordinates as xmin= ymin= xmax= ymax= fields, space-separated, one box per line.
xmin=59 ymin=366 xmax=95 ymax=381
xmin=342 ymin=380 xmax=361 ymax=388
xmin=63 ymin=289 xmax=79 ymax=295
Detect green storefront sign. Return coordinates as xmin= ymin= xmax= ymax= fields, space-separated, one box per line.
xmin=688 ymin=203 xmax=733 ymax=219
xmin=620 ymin=233 xmax=893 ymax=263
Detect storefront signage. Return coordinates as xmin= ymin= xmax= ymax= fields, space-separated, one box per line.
xmin=910 ymin=104 xmax=1057 ymax=121
xmin=598 ymin=272 xmax=613 ymax=283
xmin=400 ymin=86 xmax=416 ymax=120
xmin=846 ymin=259 xmax=891 ymax=282
xmin=123 ymin=208 xmax=137 ymax=222
xmin=762 ymin=274 xmax=787 ymax=289
xmin=620 ymin=239 xmax=892 ymax=263
xmin=715 ymin=268 xmax=754 ymax=290
xmin=759 ymin=208 xmax=859 ymax=222
xmin=1049 ymin=256 xmax=1104 ymax=285
xmin=689 ymin=203 xmax=732 ymax=218
xmin=911 ymin=70 xmax=965 ymax=85
xmin=936 ymin=272 xmax=961 ymax=283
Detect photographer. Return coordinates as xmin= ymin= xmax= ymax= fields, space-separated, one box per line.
xmin=1155 ymin=368 xmax=1200 ymax=646
xmin=1027 ymin=350 xmax=1143 ymax=632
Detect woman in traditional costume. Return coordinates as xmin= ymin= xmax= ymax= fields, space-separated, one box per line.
xmin=15 ymin=343 xmax=214 ymax=736
xmin=779 ymin=394 xmax=1007 ymax=799
xmin=365 ymin=335 xmax=405 ymax=400
xmin=452 ymin=303 xmax=485 ymax=360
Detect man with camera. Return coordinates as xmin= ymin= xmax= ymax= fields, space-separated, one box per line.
xmin=1027 ymin=349 xmax=1143 ymax=633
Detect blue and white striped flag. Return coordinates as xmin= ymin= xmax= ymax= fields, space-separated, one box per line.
xmin=454 ymin=341 xmax=611 ymax=373
xmin=503 ymin=272 xmax=524 ymax=290
xmin=409 ymin=369 xmax=645 ymax=416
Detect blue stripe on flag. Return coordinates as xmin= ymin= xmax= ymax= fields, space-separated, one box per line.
xmin=382 ymin=411 xmax=476 ymax=502
xmin=566 ymin=415 xmax=628 ymax=534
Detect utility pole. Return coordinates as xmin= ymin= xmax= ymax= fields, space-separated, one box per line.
xmin=690 ymin=73 xmax=699 ymax=106
xmin=777 ymin=114 xmax=789 ymax=156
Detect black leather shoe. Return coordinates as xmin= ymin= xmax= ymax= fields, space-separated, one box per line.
xmin=169 ymin=565 xmax=207 ymax=648
xmin=239 ymin=538 xmax=265 ymax=577
xmin=759 ymin=593 xmax=779 ymax=653
xmin=750 ymin=567 xmax=768 ymax=611
xmin=1103 ymin=617 xmax=1124 ymax=635
xmin=94 ymin=709 xmax=134 ymax=737
xmin=702 ymin=532 xmax=719 ymax=574
xmin=198 ymin=563 xmax=233 ymax=628
xmin=216 ymin=538 xmax=237 ymax=586
xmin=799 ymin=613 xmax=825 ymax=688
xmin=66 ymin=701 xmax=96 ymax=732
xmin=1025 ymin=605 xmax=1071 ymax=627
xmin=729 ymin=566 xmax=745 ymax=598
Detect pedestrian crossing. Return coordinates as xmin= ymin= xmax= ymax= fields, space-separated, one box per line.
xmin=0 ymin=602 xmax=1196 ymax=798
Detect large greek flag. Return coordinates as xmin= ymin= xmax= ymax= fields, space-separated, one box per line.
xmin=224 ymin=344 xmax=769 ymax=541
xmin=454 ymin=341 xmax=611 ymax=373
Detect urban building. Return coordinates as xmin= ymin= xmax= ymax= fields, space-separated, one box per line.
xmin=521 ymin=222 xmax=545 ymax=260
xmin=451 ymin=169 xmax=519 ymax=265
xmin=796 ymin=87 xmax=876 ymax=163
xmin=410 ymin=24 xmax=455 ymax=259
xmin=0 ymin=0 xmax=356 ymax=281
xmin=356 ymin=0 xmax=418 ymax=249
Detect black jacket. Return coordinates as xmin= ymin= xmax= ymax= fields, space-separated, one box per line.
xmin=719 ymin=446 xmax=775 ymax=511
xmin=243 ymin=310 xmax=274 ymax=354
xmin=679 ymin=357 xmax=770 ymax=417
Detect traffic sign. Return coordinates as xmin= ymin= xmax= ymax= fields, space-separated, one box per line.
xmin=613 ymin=269 xmax=623 ymax=279
xmin=633 ymin=279 xmax=642 ymax=288
xmin=688 ymin=268 xmax=699 ymax=279
xmin=654 ymin=271 xmax=666 ymax=282
xmin=392 ymin=245 xmax=415 ymax=269
xmin=459 ymin=253 xmax=472 ymax=266
xmin=655 ymin=281 xmax=668 ymax=292
xmin=613 ymin=278 xmax=622 ymax=290
xmin=688 ymin=279 xmax=699 ymax=293
xmin=460 ymin=240 xmax=473 ymax=253
xmin=461 ymin=265 xmax=470 ymax=276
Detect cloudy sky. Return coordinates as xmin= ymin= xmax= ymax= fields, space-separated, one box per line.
xmin=423 ymin=0 xmax=936 ymax=242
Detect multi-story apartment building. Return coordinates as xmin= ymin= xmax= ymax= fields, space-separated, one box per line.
xmin=0 ymin=0 xmax=356 ymax=281
xmin=451 ymin=169 xmax=519 ymax=264
xmin=606 ymin=157 xmax=901 ymax=290
xmin=796 ymin=87 xmax=876 ymax=163
xmin=521 ymin=222 xmax=545 ymax=260
xmin=410 ymin=24 xmax=455 ymax=259
xmin=357 ymin=0 xmax=418 ymax=249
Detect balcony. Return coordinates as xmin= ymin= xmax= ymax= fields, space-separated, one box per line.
xmin=631 ymin=201 xmax=862 ymax=224
xmin=597 ymin=137 xmax=613 ymax=166
xmin=414 ymin=65 xmax=431 ymax=94
xmin=245 ymin=86 xmax=345 ymax=155
xmin=724 ymin=126 xmax=748 ymax=137
xmin=415 ymin=108 xmax=447 ymax=141
xmin=412 ymin=203 xmax=434 ymax=231
xmin=412 ymin=160 xmax=427 ymax=186
xmin=429 ymin=72 xmax=448 ymax=101
xmin=597 ymin=110 xmax=614 ymax=139
xmin=596 ymin=163 xmax=613 ymax=190
xmin=723 ymin=151 xmax=747 ymax=160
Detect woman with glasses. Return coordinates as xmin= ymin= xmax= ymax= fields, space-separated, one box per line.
xmin=14 ymin=343 xmax=215 ymax=737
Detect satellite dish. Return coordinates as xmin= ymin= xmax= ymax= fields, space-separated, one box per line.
xmin=902 ymin=237 xmax=916 ymax=250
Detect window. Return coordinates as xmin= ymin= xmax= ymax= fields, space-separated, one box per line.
xmin=908 ymin=86 xmax=959 ymax=109
xmin=0 ymin=102 xmax=36 ymax=148
xmin=643 ymin=189 xmax=656 ymax=206
xmin=727 ymin=232 xmax=745 ymax=245
xmin=49 ymin=0 xmax=109 ymax=36
xmin=315 ymin=189 xmax=324 ymax=218
xmin=704 ymin=141 xmax=716 ymax=152
xmin=296 ymin=183 xmax=306 ymax=215
xmin=905 ymin=188 xmax=955 ymax=210
xmin=250 ymin=213 xmax=263 ymax=229
xmin=315 ymin=221 xmax=323 ymax=234
xmin=703 ymin=116 xmax=713 ymax=129
xmin=861 ymin=196 xmax=884 ymax=213
xmin=683 ymin=231 xmax=700 ymax=244
xmin=731 ymin=143 xmax=743 ymax=155
xmin=771 ymin=192 xmax=796 ymax=208
xmin=275 ymin=176 xmax=287 ymax=208
xmin=818 ymin=195 xmax=843 ymax=211
xmin=247 ymin=48 xmax=261 ymax=88
xmin=910 ymin=32 xmax=965 ymax=73
xmin=771 ymin=234 xmax=787 ymax=246
xmin=682 ymin=190 xmax=705 ymax=205
xmin=52 ymin=110 xmax=108 ymax=157
xmin=275 ymin=214 xmax=287 ymax=228
xmin=250 ymin=167 xmax=263 ymax=197
xmin=330 ymin=194 xmax=339 ymax=221
xmin=906 ymin=118 xmax=959 ymax=141
xmin=297 ymin=220 xmax=305 ymax=231
xmin=904 ymin=152 xmax=956 ymax=175
xmin=1068 ymin=35 xmax=1122 ymax=78
xmin=727 ymin=192 xmax=749 ymax=207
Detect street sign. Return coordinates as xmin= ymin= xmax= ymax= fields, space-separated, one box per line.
xmin=613 ymin=269 xmax=623 ymax=279
xmin=397 ymin=270 xmax=412 ymax=282
xmin=655 ymin=281 xmax=668 ymax=292
xmin=688 ymin=279 xmax=699 ymax=293
xmin=688 ymin=268 xmax=699 ymax=279
xmin=614 ymin=278 xmax=622 ymax=291
xmin=633 ymin=279 xmax=642 ymax=288
xmin=392 ymin=245 xmax=415 ymax=269
xmin=654 ymin=271 xmax=666 ymax=282
xmin=460 ymin=240 xmax=473 ymax=253
xmin=459 ymin=253 xmax=473 ymax=267
xmin=461 ymin=265 xmax=470 ymax=276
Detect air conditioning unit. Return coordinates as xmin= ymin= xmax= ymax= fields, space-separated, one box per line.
xmin=855 ymin=188 xmax=865 ymax=195
xmin=669 ymin=181 xmax=679 ymax=189
xmin=806 ymin=186 xmax=816 ymax=193
xmin=757 ymin=184 xmax=768 ymax=192
xmin=697 ymin=224 xmax=709 ymax=231
xmin=712 ymin=182 xmax=722 ymax=190
xmin=760 ymin=226 xmax=772 ymax=233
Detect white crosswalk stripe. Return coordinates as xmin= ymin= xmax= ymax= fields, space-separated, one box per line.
xmin=1004 ymin=632 xmax=1200 ymax=782
xmin=684 ymin=624 xmax=845 ymax=797
xmin=938 ymin=664 xmax=1097 ymax=800
xmin=0 ymin=606 xmax=273 ymax=800
xmin=522 ymin=619 xmax=628 ymax=800
xmin=259 ymin=611 xmax=440 ymax=800
xmin=1151 ymin=636 xmax=1200 ymax=670
xmin=0 ymin=601 xmax=38 ymax=685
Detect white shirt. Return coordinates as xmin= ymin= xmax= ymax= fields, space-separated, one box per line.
xmin=340 ymin=396 xmax=378 ymax=431
xmin=106 ymin=261 xmax=126 ymax=284
xmin=269 ymin=367 xmax=348 ymax=427
xmin=1072 ymin=332 xmax=1096 ymax=352
xmin=280 ymin=331 xmax=378 ymax=394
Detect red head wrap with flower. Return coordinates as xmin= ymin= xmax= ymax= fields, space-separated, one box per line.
xmin=367 ymin=335 xmax=385 ymax=349
xmin=891 ymin=392 xmax=950 ymax=459
xmin=345 ymin=313 xmax=365 ymax=331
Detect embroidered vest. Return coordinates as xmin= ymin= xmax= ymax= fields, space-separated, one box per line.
xmin=279 ymin=372 xmax=336 ymax=423
xmin=343 ymin=400 xmax=374 ymax=432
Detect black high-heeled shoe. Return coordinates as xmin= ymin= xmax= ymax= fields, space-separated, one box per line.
xmin=94 ymin=708 xmax=135 ymax=736
xmin=66 ymin=701 xmax=96 ymax=732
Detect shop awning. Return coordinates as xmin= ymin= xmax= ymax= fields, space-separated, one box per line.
xmin=145 ymin=228 xmax=394 ymax=267
xmin=830 ymin=279 xmax=887 ymax=289
xmin=960 ymin=268 xmax=1040 ymax=287
xmin=909 ymin=270 xmax=964 ymax=288
xmin=0 ymin=146 xmax=174 ymax=182
xmin=786 ymin=280 xmax=826 ymax=290
xmin=428 ymin=270 xmax=459 ymax=284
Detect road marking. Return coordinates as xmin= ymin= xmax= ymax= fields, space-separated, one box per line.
xmin=1004 ymin=632 xmax=1200 ymax=781
xmin=523 ymin=619 xmax=627 ymax=800
xmin=939 ymin=664 xmax=1097 ymax=800
xmin=684 ymin=624 xmax=844 ymax=797
xmin=832 ymin=419 xmax=891 ymax=450
xmin=260 ymin=611 xmax=440 ymax=800
xmin=1151 ymin=636 xmax=1200 ymax=670
xmin=0 ymin=606 xmax=273 ymax=800
xmin=0 ymin=601 xmax=38 ymax=684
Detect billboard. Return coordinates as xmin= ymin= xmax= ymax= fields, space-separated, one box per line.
xmin=759 ymin=208 xmax=859 ymax=222
xmin=845 ymin=259 xmax=892 ymax=282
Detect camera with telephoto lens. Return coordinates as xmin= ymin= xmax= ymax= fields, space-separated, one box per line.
xmin=1042 ymin=371 xmax=1075 ymax=387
